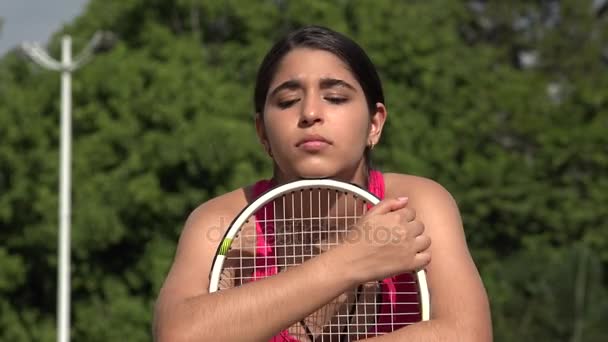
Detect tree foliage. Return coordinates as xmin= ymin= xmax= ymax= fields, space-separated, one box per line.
xmin=0 ymin=0 xmax=606 ymax=340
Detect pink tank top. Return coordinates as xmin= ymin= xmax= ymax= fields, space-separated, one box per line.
xmin=251 ymin=171 xmax=421 ymax=340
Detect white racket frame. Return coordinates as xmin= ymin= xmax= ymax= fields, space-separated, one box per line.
xmin=208 ymin=178 xmax=430 ymax=321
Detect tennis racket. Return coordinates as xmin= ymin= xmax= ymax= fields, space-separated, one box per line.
xmin=209 ymin=179 xmax=430 ymax=341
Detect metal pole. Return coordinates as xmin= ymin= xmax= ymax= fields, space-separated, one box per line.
xmin=58 ymin=36 xmax=72 ymax=342
xmin=21 ymin=32 xmax=109 ymax=342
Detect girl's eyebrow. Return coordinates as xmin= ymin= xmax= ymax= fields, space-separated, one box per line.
xmin=319 ymin=77 xmax=357 ymax=92
xmin=268 ymin=77 xmax=357 ymax=98
xmin=268 ymin=79 xmax=301 ymax=98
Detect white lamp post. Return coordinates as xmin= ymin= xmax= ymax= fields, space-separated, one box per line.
xmin=21 ymin=32 xmax=106 ymax=342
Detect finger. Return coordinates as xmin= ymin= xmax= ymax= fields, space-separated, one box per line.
xmin=414 ymin=251 xmax=431 ymax=269
xmin=415 ymin=234 xmax=431 ymax=252
xmin=367 ymin=197 xmax=408 ymax=215
xmin=406 ymin=221 xmax=424 ymax=238
xmin=394 ymin=207 xmax=416 ymax=222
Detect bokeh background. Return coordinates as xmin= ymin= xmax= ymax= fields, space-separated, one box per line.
xmin=1 ymin=0 xmax=607 ymax=341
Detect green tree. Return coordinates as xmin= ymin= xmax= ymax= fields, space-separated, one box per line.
xmin=486 ymin=244 xmax=608 ymax=342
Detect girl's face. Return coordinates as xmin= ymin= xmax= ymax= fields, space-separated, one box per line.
xmin=257 ymin=48 xmax=386 ymax=184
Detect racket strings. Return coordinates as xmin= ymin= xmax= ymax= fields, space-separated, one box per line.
xmin=217 ymin=187 xmax=423 ymax=341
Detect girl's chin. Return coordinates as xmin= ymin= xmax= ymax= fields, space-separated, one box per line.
xmin=297 ymin=172 xmax=332 ymax=179
xmin=292 ymin=165 xmax=348 ymax=181
xmin=279 ymin=164 xmax=337 ymax=181
xmin=276 ymin=157 xmax=363 ymax=182
xmin=287 ymin=168 xmax=332 ymax=180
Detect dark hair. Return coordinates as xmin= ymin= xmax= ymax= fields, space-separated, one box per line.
xmin=253 ymin=25 xmax=384 ymax=175
xmin=254 ymin=25 xmax=384 ymax=116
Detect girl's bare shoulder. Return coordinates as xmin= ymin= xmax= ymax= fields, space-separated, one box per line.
xmin=185 ymin=183 xmax=257 ymax=233
xmin=383 ymin=172 xmax=458 ymax=211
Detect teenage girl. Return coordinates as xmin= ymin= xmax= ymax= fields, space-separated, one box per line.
xmin=154 ymin=25 xmax=492 ymax=341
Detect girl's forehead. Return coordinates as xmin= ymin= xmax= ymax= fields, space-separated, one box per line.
xmin=271 ymin=48 xmax=359 ymax=86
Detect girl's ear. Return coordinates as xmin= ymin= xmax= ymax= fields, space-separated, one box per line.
xmin=255 ymin=113 xmax=266 ymax=143
xmin=368 ymin=102 xmax=387 ymax=147
xmin=255 ymin=113 xmax=272 ymax=156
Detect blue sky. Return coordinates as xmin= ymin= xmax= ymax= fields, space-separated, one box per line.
xmin=0 ymin=0 xmax=90 ymax=56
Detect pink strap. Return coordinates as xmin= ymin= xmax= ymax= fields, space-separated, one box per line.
xmin=368 ymin=169 xmax=385 ymax=199
xmin=252 ymin=179 xmax=273 ymax=199
xmin=251 ymin=180 xmax=278 ymax=280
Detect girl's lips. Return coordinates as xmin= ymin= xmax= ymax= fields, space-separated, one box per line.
xmin=298 ymin=140 xmax=331 ymax=151
xmin=296 ymin=134 xmax=332 ymax=152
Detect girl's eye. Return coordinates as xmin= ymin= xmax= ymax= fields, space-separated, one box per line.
xmin=277 ymin=99 xmax=299 ymax=109
xmin=326 ymin=96 xmax=348 ymax=104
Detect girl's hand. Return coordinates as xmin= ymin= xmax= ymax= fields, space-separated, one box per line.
xmin=338 ymin=197 xmax=431 ymax=283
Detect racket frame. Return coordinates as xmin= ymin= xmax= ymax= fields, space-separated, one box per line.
xmin=208 ymin=178 xmax=430 ymax=321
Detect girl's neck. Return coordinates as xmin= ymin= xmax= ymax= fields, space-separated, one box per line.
xmin=270 ymin=162 xmax=369 ymax=189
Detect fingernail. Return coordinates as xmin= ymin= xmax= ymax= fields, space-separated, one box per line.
xmin=398 ymin=197 xmax=408 ymax=202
